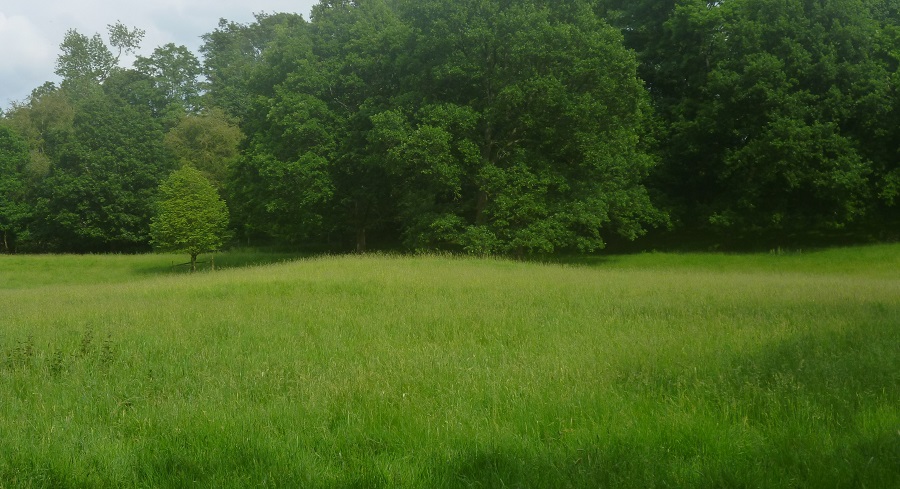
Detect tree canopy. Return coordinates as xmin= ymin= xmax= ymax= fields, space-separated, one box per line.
xmin=231 ymin=0 xmax=663 ymax=253
xmin=0 ymin=126 xmax=31 ymax=252
xmin=607 ymin=0 xmax=899 ymax=243
xmin=150 ymin=165 xmax=230 ymax=271
xmin=1 ymin=0 xmax=898 ymax=254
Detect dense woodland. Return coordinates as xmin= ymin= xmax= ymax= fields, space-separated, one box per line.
xmin=1 ymin=0 xmax=898 ymax=255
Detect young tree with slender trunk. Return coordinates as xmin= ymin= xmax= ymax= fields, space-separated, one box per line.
xmin=150 ymin=165 xmax=230 ymax=272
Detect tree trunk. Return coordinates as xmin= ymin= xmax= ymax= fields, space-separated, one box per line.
xmin=190 ymin=253 xmax=198 ymax=273
xmin=475 ymin=190 xmax=489 ymax=225
xmin=356 ymin=227 xmax=367 ymax=253
xmin=2 ymin=230 xmax=7 ymax=254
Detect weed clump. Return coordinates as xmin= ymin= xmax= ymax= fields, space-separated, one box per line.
xmin=1 ymin=331 xmax=116 ymax=377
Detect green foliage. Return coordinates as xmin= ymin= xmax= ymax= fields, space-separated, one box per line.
xmin=31 ymin=87 xmax=174 ymax=252
xmin=54 ymin=29 xmax=117 ymax=83
xmin=54 ymin=22 xmax=144 ymax=94
xmin=233 ymin=0 xmax=663 ymax=254
xmin=6 ymin=1 xmax=900 ymax=253
xmin=107 ymin=22 xmax=145 ymax=60
xmin=163 ymin=108 xmax=244 ymax=188
xmin=2 ymin=83 xmax=76 ymax=172
xmin=230 ymin=1 xmax=404 ymax=250
xmin=618 ymin=0 xmax=899 ymax=236
xmin=150 ymin=166 xmax=230 ymax=270
xmin=402 ymin=0 xmax=664 ymax=254
xmin=199 ymin=13 xmax=307 ymax=120
xmin=135 ymin=43 xmax=203 ymax=112
xmin=0 ymin=126 xmax=32 ymax=252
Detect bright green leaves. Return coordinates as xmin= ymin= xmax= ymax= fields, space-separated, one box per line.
xmin=150 ymin=166 xmax=230 ymax=270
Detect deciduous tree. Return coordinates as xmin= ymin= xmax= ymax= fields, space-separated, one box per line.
xmin=135 ymin=43 xmax=203 ymax=112
xmin=150 ymin=165 xmax=230 ymax=271
xmin=32 ymin=85 xmax=174 ymax=251
xmin=164 ymin=108 xmax=244 ymax=189
xmin=232 ymin=0 xmax=662 ymax=254
xmin=0 ymin=126 xmax=31 ymax=252
xmin=55 ymin=22 xmax=144 ymax=94
xmin=384 ymin=0 xmax=663 ymax=254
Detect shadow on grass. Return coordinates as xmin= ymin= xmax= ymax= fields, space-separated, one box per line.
xmin=134 ymin=250 xmax=317 ymax=277
xmin=430 ymin=442 xmax=757 ymax=489
xmin=427 ymin=316 xmax=900 ymax=489
xmin=603 ymin=316 xmax=900 ymax=488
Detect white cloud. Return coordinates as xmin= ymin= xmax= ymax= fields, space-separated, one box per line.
xmin=0 ymin=0 xmax=316 ymax=107
xmin=0 ymin=12 xmax=57 ymax=105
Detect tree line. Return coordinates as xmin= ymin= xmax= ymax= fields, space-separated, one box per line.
xmin=1 ymin=0 xmax=898 ymax=256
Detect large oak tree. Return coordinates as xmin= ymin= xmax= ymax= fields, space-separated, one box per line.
xmin=231 ymin=0 xmax=663 ymax=254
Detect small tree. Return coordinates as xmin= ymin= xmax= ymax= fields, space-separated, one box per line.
xmin=150 ymin=165 xmax=229 ymax=271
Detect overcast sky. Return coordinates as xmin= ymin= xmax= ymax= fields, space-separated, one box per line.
xmin=0 ymin=0 xmax=318 ymax=108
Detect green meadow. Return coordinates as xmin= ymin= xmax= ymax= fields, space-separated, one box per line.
xmin=0 ymin=246 xmax=898 ymax=488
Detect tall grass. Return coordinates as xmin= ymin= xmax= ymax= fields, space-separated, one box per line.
xmin=0 ymin=246 xmax=897 ymax=487
xmin=0 ymin=250 xmax=305 ymax=289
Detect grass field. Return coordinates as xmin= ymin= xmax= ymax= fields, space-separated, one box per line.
xmin=0 ymin=245 xmax=898 ymax=488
